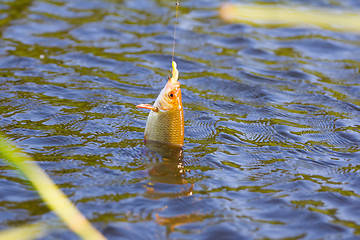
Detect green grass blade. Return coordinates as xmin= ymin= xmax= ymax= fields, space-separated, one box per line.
xmin=220 ymin=3 xmax=360 ymax=32
xmin=0 ymin=135 xmax=106 ymax=240
xmin=0 ymin=223 xmax=45 ymax=240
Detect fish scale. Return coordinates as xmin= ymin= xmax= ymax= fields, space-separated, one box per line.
xmin=145 ymin=108 xmax=184 ymax=145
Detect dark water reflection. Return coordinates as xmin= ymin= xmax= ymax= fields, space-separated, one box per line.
xmin=142 ymin=141 xmax=193 ymax=199
xmin=1 ymin=0 xmax=360 ymax=239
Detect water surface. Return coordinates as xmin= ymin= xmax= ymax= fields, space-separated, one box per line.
xmin=1 ymin=0 xmax=360 ymax=239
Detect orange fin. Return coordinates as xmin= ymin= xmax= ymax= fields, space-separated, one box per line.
xmin=136 ymin=104 xmax=158 ymax=112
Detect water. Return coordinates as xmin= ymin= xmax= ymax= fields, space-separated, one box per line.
xmin=1 ymin=0 xmax=360 ymax=239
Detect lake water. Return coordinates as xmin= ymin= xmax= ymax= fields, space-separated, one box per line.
xmin=1 ymin=0 xmax=360 ymax=239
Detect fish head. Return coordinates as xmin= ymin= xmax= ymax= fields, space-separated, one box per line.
xmin=154 ymin=77 xmax=182 ymax=111
xmin=136 ymin=61 xmax=182 ymax=112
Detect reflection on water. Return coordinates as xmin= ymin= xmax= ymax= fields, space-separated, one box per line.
xmin=143 ymin=141 xmax=201 ymax=234
xmin=143 ymin=141 xmax=193 ymax=199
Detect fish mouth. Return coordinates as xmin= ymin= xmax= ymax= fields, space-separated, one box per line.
xmin=165 ymin=80 xmax=180 ymax=91
xmin=170 ymin=61 xmax=179 ymax=84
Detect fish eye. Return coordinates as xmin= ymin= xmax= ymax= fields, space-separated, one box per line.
xmin=168 ymin=91 xmax=175 ymax=99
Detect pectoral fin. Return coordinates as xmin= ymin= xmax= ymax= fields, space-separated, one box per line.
xmin=136 ymin=104 xmax=158 ymax=112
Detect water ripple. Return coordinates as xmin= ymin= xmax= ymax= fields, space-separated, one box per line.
xmin=1 ymin=0 xmax=360 ymax=239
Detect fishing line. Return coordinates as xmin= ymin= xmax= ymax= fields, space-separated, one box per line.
xmin=171 ymin=0 xmax=180 ymax=63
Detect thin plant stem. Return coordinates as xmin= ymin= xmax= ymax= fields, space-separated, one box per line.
xmin=0 ymin=135 xmax=106 ymax=240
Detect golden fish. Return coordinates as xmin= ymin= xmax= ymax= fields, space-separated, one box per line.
xmin=136 ymin=61 xmax=184 ymax=146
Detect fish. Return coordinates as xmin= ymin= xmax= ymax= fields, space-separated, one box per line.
xmin=136 ymin=61 xmax=184 ymax=146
